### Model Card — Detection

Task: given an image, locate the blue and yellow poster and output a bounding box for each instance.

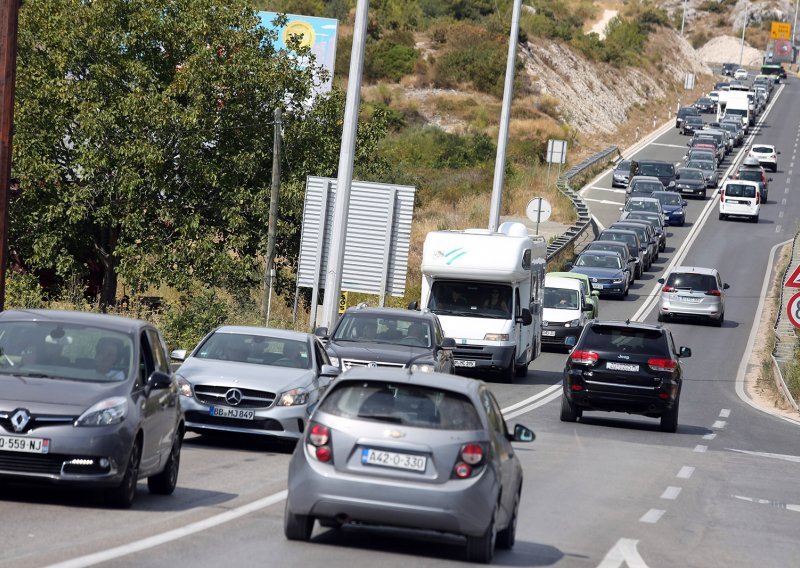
[258,12,339,93]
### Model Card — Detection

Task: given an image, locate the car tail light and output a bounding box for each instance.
[706,289,722,296]
[307,422,333,463]
[648,358,678,371]
[662,285,676,293]
[570,350,598,365]
[720,191,725,203]
[452,442,486,479]
[756,193,760,204]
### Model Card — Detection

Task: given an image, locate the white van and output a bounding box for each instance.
[719,179,760,223]
[542,274,593,351]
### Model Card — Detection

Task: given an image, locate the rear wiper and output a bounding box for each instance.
[358,413,402,424]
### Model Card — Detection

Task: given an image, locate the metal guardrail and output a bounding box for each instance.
[545,145,620,261]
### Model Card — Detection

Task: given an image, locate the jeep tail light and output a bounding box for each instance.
[453,442,486,479]
[648,358,678,372]
[662,285,676,293]
[570,350,598,365]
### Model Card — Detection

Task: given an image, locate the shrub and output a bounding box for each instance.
[5,272,47,309]
[366,41,419,81]
[432,33,510,97]
[159,290,231,352]
[691,30,710,49]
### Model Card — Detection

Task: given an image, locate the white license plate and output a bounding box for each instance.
[542,330,556,337]
[361,448,427,472]
[606,362,640,372]
[454,359,476,368]
[0,434,50,454]
[209,406,255,420]
[679,296,702,304]
[593,284,604,290]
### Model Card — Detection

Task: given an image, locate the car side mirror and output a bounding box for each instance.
[723,283,730,290]
[682,201,688,206]
[769,177,773,182]
[657,277,665,284]
[320,364,341,378]
[170,349,187,362]
[407,300,418,310]
[678,346,692,358]
[314,327,328,338]
[510,424,536,443]
[147,371,173,394]
[441,337,456,349]
[518,308,533,326]
[581,304,593,312]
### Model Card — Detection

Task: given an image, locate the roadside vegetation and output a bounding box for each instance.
[8,0,705,351]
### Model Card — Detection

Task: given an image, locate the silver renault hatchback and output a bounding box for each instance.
[284,368,535,563]
[657,267,729,326]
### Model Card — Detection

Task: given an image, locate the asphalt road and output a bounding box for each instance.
[4,78,800,568]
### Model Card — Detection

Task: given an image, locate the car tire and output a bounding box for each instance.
[560,395,581,422]
[501,356,515,384]
[515,361,528,378]
[657,312,666,322]
[719,213,726,220]
[713,312,724,327]
[106,440,141,509]
[752,214,759,223]
[660,397,680,433]
[147,430,182,495]
[496,488,520,550]
[466,513,496,563]
[284,500,315,541]
[701,190,706,199]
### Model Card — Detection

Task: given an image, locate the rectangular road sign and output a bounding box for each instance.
[770,21,791,40]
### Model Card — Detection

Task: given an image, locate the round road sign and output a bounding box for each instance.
[787,292,800,329]
[526,197,552,223]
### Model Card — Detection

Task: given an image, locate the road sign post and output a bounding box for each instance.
[526,197,552,236]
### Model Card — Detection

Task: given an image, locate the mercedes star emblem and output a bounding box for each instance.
[224,388,243,406]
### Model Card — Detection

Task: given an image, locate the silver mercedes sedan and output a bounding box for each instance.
[172,326,340,441]
[284,368,535,563]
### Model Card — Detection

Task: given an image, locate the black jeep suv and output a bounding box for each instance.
[560,320,691,432]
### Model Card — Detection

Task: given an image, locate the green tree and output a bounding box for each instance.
[13,0,388,307]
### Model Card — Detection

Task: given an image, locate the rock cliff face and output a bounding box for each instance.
[520,28,712,135]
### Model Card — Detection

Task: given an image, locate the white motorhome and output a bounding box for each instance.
[717,90,751,127]
[419,222,546,382]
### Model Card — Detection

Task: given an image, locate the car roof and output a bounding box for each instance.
[548,271,590,281]
[333,367,484,396]
[629,175,661,183]
[0,309,150,333]
[579,249,621,257]
[587,240,630,251]
[677,167,704,175]
[668,266,719,276]
[586,319,665,333]
[627,196,660,203]
[214,325,312,341]
[545,274,583,290]
[340,306,435,321]
[751,144,775,149]
[723,179,760,187]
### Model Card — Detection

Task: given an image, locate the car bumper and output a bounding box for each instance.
[287,449,499,537]
[659,298,723,321]
[677,185,705,197]
[611,176,629,188]
[564,376,679,416]
[451,343,515,373]
[592,282,626,296]
[181,397,308,440]
[0,423,134,486]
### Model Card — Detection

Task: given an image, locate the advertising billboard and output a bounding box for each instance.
[258,12,338,93]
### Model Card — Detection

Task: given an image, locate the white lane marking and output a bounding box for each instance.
[703,433,717,440]
[776,225,782,233]
[597,538,650,568]
[712,420,727,429]
[785,187,790,193]
[46,490,289,568]
[500,383,561,414]
[789,170,793,176]
[677,466,695,479]
[639,509,665,524]
[651,142,689,149]
[735,238,800,426]
[782,198,787,205]
[720,409,730,418]
[732,495,800,513]
[503,387,562,419]
[727,449,800,463]
[661,486,682,500]
[592,214,606,232]
[779,211,784,218]
[583,197,625,206]
[589,186,627,194]
[791,162,795,168]
[694,445,708,453]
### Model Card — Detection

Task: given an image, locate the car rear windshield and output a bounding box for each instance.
[678,169,704,181]
[752,146,773,154]
[639,163,674,177]
[624,200,659,213]
[655,192,683,206]
[724,183,757,198]
[599,231,636,248]
[687,161,713,171]
[575,254,622,269]
[587,242,627,257]
[630,181,661,193]
[737,169,762,182]
[319,381,483,430]
[615,160,631,172]
[579,325,669,357]
[665,272,717,291]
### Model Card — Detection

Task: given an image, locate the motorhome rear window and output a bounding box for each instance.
[724,184,756,198]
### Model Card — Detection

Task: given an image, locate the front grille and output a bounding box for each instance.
[0,410,75,434]
[341,359,404,369]
[194,385,276,409]
[542,336,566,345]
[0,452,70,476]
[453,349,492,361]
[185,411,283,431]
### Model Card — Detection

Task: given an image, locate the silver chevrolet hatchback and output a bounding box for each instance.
[284,368,535,563]
[657,267,729,326]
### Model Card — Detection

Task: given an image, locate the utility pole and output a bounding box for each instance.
[739,1,749,67]
[488,0,522,232]
[263,107,282,325]
[0,0,20,312]
[319,0,368,330]
[681,0,688,36]
[792,0,799,64]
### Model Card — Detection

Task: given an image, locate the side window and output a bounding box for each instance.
[514,288,520,316]
[314,340,330,368]
[434,319,444,344]
[139,332,156,386]
[146,329,170,374]
[480,389,505,436]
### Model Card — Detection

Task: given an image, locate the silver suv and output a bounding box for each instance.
[657,267,729,326]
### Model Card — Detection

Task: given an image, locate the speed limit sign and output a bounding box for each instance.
[787,292,800,329]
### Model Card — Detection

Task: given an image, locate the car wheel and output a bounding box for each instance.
[106,439,141,509]
[496,488,520,550]
[660,397,680,433]
[701,190,706,199]
[560,395,581,422]
[501,356,515,384]
[466,511,496,563]
[515,361,529,378]
[719,213,726,220]
[712,312,724,328]
[147,430,182,495]
[284,500,315,541]
[657,312,667,322]
[752,214,759,223]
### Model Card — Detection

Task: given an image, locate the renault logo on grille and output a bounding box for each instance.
[225,389,243,406]
[10,409,31,432]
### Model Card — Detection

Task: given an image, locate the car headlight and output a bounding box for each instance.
[484,333,509,341]
[75,397,128,427]
[177,376,193,397]
[564,319,581,328]
[542,320,549,326]
[328,356,340,367]
[277,388,310,407]
[410,363,436,373]
[612,278,623,284]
